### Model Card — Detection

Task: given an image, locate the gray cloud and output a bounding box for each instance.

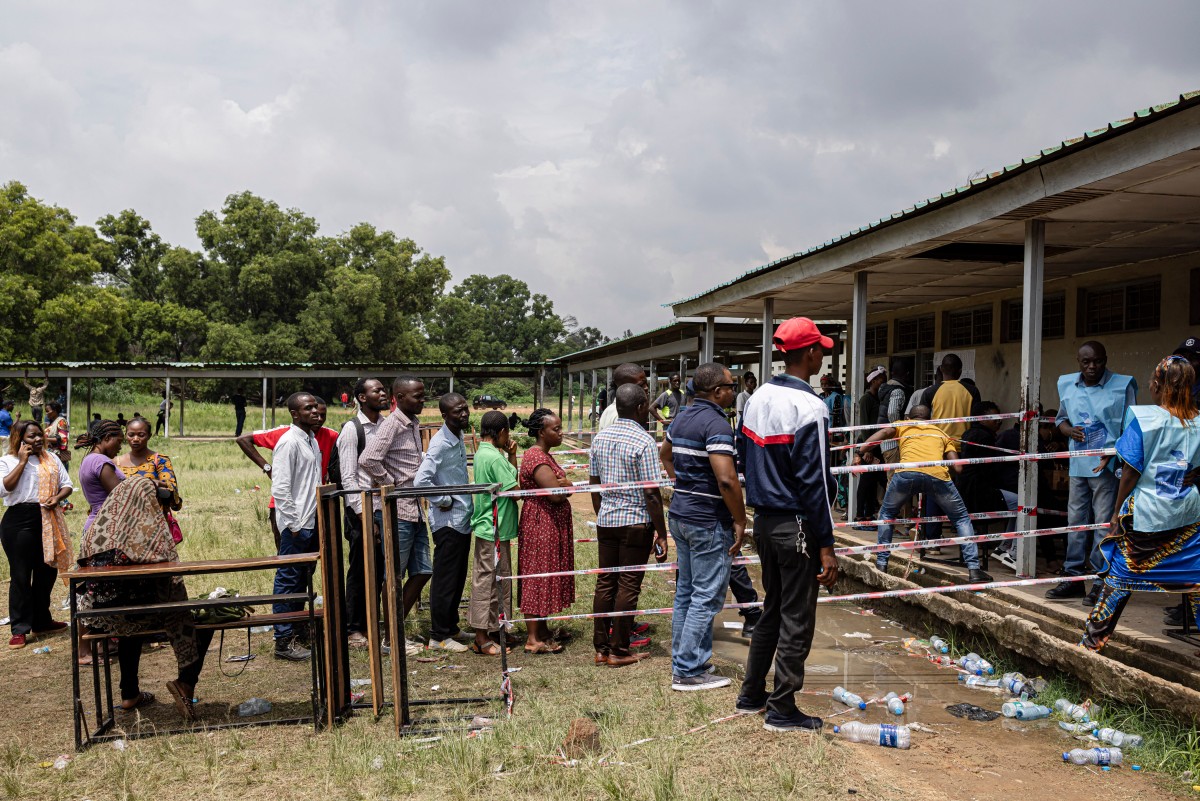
[3,1,1200,336]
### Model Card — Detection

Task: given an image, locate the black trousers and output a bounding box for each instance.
[0,504,57,636]
[729,562,761,620]
[234,407,246,437]
[344,507,384,635]
[593,523,653,655]
[739,513,822,718]
[855,472,883,519]
[429,525,472,641]
[116,630,214,701]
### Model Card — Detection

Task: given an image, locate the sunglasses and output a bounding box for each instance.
[714,382,739,390]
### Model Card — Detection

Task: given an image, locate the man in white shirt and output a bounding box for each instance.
[270,392,323,662]
[338,378,389,650]
[598,363,653,432]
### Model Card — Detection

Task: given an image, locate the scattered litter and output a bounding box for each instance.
[841,632,872,639]
[41,755,71,770]
[852,609,878,616]
[32,646,51,654]
[313,595,323,607]
[370,755,384,771]
[61,599,70,609]
[350,678,372,687]
[435,664,465,671]
[110,740,127,751]
[0,617,8,625]
[907,722,937,733]
[410,736,442,744]
[250,626,272,633]
[505,666,523,674]
[472,716,496,727]
[415,656,442,663]
[350,692,364,703]
[491,763,505,773]
[237,697,272,717]
[807,664,838,674]
[834,722,911,749]
[945,703,1000,722]
[722,621,742,629]
[225,653,255,663]
[429,685,441,692]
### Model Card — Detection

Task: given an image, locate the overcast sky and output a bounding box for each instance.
[4,2,1200,336]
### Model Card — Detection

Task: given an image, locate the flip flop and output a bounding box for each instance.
[119,691,156,711]
[164,680,196,722]
[468,641,508,656]
[549,628,574,642]
[524,640,564,655]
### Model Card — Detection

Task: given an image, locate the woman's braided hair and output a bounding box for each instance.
[1154,355,1198,426]
[522,408,556,438]
[75,419,123,451]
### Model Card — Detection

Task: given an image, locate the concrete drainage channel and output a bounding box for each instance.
[832,549,1200,725]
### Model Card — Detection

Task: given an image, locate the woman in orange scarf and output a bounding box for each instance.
[0,420,73,649]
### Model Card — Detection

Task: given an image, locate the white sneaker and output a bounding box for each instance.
[997,550,1018,570]
[405,638,424,656]
[428,637,469,653]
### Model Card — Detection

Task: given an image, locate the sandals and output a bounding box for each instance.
[119,691,156,711]
[468,641,509,656]
[549,628,574,642]
[524,640,564,655]
[164,680,197,722]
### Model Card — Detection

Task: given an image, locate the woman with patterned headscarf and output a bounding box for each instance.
[1082,355,1200,651]
[76,475,213,719]
[0,420,74,649]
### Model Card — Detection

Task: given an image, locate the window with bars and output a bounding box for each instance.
[1001,293,1066,342]
[943,305,993,348]
[864,323,888,356]
[895,315,934,351]
[1079,279,1160,335]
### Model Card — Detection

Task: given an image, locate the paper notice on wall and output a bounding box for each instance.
[933,349,975,380]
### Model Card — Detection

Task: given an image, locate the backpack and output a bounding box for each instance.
[876,383,910,426]
[326,418,366,489]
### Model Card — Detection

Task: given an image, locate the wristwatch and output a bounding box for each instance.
[262,464,272,474]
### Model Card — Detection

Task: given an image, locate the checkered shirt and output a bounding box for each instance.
[589,418,660,528]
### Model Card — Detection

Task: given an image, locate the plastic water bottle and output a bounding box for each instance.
[833,686,866,710]
[959,675,1000,689]
[929,655,955,667]
[958,652,994,675]
[32,646,51,654]
[1094,728,1143,748]
[237,697,273,717]
[1054,699,1090,722]
[929,636,949,654]
[999,674,1031,697]
[834,722,911,749]
[1062,747,1122,766]
[1058,721,1093,735]
[882,692,905,715]
[1001,701,1051,720]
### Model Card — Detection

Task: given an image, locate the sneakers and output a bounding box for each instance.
[741,615,759,639]
[735,694,767,713]
[274,637,311,661]
[763,710,823,732]
[631,622,650,636]
[671,671,731,692]
[428,637,469,653]
[1045,580,1086,600]
[347,631,369,650]
[629,634,651,648]
[8,634,26,650]
[996,550,1018,571]
[1083,584,1102,607]
[405,638,424,657]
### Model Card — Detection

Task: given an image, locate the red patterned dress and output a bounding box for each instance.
[517,447,575,616]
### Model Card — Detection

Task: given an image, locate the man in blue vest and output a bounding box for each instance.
[1046,341,1136,603]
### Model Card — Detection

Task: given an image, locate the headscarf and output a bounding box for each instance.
[79,476,177,566]
[37,455,72,575]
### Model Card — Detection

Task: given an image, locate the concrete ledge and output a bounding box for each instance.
[835,555,1200,723]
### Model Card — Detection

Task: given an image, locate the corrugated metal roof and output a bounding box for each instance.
[0,360,547,369]
[550,321,690,363]
[666,90,1200,309]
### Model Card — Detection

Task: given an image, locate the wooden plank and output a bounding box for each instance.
[378,487,406,735]
[70,553,317,579]
[81,609,323,639]
[361,494,385,716]
[316,490,338,730]
[79,593,308,617]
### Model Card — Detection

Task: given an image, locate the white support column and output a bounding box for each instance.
[567,372,574,432]
[760,297,775,382]
[178,378,185,437]
[448,375,455,395]
[65,376,72,434]
[163,376,171,440]
[848,272,869,519]
[261,377,267,430]
[591,369,598,431]
[1016,219,1045,578]
[703,316,716,363]
[605,366,613,407]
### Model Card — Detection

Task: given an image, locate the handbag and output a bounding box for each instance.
[166,510,183,543]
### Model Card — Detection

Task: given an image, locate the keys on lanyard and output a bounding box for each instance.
[795,515,808,556]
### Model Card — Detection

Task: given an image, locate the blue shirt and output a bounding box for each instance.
[0,410,11,438]
[666,398,736,524]
[590,418,661,528]
[1056,369,1137,477]
[414,424,471,533]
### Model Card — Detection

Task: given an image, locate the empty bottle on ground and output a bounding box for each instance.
[833,686,866,710]
[237,697,273,717]
[1094,728,1143,748]
[882,692,905,715]
[929,636,949,654]
[834,722,912,749]
[959,675,1000,689]
[999,674,1032,697]
[1062,748,1122,766]
[1058,721,1093,735]
[1001,701,1050,720]
[1054,699,1090,722]
[957,652,994,675]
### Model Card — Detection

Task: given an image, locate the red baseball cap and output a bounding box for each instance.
[773,317,834,352]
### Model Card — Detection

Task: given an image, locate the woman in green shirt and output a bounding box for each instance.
[468,411,520,655]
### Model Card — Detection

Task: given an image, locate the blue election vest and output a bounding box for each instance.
[1122,406,1200,532]
[1057,370,1136,478]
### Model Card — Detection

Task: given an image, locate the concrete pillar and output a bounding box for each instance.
[703,316,716,363]
[163,376,171,440]
[178,378,185,437]
[538,367,545,408]
[1016,219,1045,578]
[261,377,268,430]
[847,272,869,519]
[558,367,565,421]
[606,366,614,407]
[567,372,574,432]
[760,297,775,383]
[591,369,598,430]
[449,375,455,395]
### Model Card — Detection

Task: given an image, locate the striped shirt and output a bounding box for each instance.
[590,418,660,528]
[359,409,425,522]
[665,398,736,524]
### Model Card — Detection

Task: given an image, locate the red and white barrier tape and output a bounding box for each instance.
[832,447,1113,475]
[833,435,1023,455]
[848,507,1066,527]
[499,523,1105,582]
[830,410,1034,435]
[499,478,672,499]
[513,574,1097,623]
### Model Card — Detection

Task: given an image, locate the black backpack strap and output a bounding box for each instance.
[352,417,366,455]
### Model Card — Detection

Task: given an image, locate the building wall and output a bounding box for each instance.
[860,252,1196,414]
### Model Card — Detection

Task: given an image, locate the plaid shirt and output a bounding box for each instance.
[359,409,424,522]
[590,418,660,528]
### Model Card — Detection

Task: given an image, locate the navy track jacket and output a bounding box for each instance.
[738,373,836,548]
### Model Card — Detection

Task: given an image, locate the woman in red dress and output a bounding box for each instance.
[517,409,575,654]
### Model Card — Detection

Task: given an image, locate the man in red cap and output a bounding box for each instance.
[734,317,840,733]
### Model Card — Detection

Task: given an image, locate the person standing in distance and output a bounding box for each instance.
[736,317,840,733]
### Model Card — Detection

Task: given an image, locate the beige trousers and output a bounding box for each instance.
[468,536,513,633]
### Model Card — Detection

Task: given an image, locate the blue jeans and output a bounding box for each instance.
[670,517,734,678]
[274,526,318,641]
[1063,472,1118,576]
[396,518,433,578]
[877,472,980,570]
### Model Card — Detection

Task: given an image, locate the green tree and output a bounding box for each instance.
[97,209,169,300]
[32,286,129,360]
[428,274,567,362]
[128,300,208,360]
